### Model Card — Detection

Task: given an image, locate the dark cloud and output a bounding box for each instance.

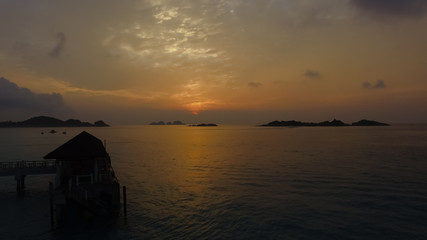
[351,0,427,18]
[248,82,263,88]
[363,79,386,89]
[0,77,70,116]
[49,32,66,58]
[304,70,321,79]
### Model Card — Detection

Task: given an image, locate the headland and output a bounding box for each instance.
[0,116,109,128]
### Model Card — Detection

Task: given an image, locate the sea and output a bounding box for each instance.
[1,125,427,240]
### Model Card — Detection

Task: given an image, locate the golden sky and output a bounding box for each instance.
[1,0,427,124]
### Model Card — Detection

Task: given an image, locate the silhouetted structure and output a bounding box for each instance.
[44,131,120,221]
[0,160,57,193]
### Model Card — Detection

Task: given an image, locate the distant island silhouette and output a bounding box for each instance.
[189,123,218,127]
[351,119,390,126]
[0,116,109,128]
[148,121,217,127]
[149,120,185,125]
[261,119,389,127]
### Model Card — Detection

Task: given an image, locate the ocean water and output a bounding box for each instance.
[1,125,427,239]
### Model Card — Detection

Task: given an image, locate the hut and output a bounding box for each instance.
[44,131,120,219]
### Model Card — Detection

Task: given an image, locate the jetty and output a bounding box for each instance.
[0,131,124,225]
[0,160,57,192]
[44,131,121,222]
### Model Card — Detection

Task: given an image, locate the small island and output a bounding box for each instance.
[0,116,110,128]
[261,119,389,127]
[149,120,185,125]
[189,123,218,127]
[351,119,390,126]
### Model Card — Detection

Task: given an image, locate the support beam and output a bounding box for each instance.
[15,175,26,193]
[123,186,127,217]
[16,179,21,192]
[49,182,54,227]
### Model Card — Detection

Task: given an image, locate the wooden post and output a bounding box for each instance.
[15,175,25,193]
[123,186,127,217]
[21,175,25,191]
[16,178,21,193]
[49,182,54,227]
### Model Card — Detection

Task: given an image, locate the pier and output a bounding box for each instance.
[0,160,57,192]
[1,131,123,226]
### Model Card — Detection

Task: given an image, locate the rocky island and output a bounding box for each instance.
[351,119,390,126]
[189,123,218,127]
[261,119,389,127]
[149,120,185,125]
[0,116,109,128]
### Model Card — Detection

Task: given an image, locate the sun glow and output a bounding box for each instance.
[183,99,219,116]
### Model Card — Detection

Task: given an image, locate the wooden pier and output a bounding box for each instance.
[0,160,57,192]
[1,132,124,226]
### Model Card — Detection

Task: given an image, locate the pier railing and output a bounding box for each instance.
[0,160,57,177]
[69,185,109,215]
[0,160,56,170]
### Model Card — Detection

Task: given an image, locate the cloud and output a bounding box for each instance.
[248,82,263,88]
[351,0,427,18]
[363,79,386,89]
[0,77,71,118]
[304,70,321,79]
[49,32,66,58]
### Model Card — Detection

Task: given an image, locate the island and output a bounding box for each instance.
[189,123,218,127]
[261,119,389,127]
[351,119,390,126]
[0,116,110,128]
[149,120,185,125]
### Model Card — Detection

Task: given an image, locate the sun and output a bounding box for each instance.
[177,98,218,116]
[186,101,211,115]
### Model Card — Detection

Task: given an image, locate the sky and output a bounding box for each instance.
[1,0,427,125]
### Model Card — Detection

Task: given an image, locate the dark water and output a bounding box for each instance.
[1,125,427,239]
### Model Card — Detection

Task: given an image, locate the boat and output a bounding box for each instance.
[44,131,120,221]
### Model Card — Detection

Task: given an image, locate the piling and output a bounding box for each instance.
[49,182,54,227]
[123,186,127,217]
[15,175,26,193]
[16,178,21,193]
[21,177,25,190]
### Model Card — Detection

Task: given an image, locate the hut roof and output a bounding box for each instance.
[44,131,108,159]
